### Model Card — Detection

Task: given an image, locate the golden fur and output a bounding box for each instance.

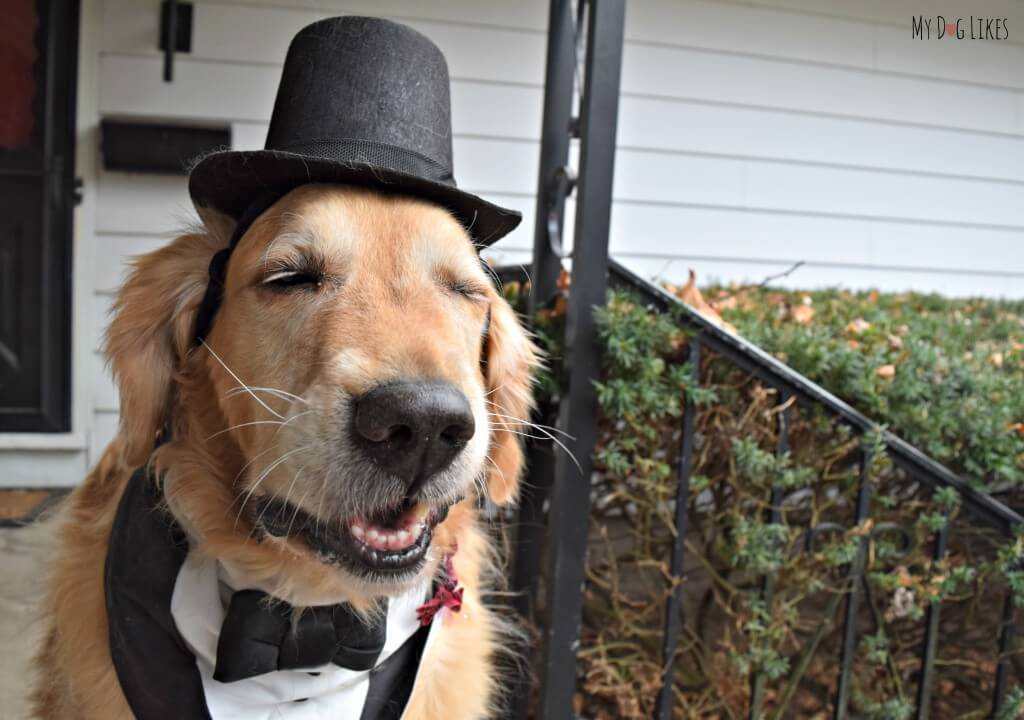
[31,185,537,719]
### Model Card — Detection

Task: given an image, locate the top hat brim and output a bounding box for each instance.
[188,149,522,248]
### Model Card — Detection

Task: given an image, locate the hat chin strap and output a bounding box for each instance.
[192,191,282,346]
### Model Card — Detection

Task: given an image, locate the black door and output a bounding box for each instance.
[0,0,79,431]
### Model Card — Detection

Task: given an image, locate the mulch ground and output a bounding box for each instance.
[0,489,67,527]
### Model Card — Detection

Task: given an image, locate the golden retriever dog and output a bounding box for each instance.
[31,184,537,719]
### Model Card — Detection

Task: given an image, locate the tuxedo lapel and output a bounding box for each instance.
[105,466,212,720]
[360,623,430,720]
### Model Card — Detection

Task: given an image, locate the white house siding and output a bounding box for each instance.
[2,0,1023,486]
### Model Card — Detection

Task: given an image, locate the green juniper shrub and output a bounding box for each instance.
[503,276,1024,719]
[718,287,1024,486]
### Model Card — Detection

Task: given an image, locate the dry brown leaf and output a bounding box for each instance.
[676,269,736,333]
[557,268,572,292]
[852,518,875,536]
[791,304,815,325]
[847,318,871,335]
[715,295,738,311]
[989,352,1005,368]
[887,333,904,350]
[616,695,642,719]
[876,364,896,379]
[676,269,701,305]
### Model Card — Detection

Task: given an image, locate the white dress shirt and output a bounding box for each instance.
[170,550,436,719]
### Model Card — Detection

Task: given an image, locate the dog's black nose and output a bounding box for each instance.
[353,382,475,485]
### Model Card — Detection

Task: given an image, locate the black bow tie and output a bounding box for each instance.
[213,589,387,683]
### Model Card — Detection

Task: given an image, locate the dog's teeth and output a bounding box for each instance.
[347,512,430,551]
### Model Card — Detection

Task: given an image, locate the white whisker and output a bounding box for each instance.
[483,454,505,493]
[251,460,307,533]
[206,419,285,441]
[230,443,286,527]
[202,340,285,420]
[487,409,574,440]
[272,409,315,437]
[232,444,305,526]
[286,484,314,539]
[225,385,310,406]
[248,446,309,498]
[315,465,330,539]
[497,424,580,472]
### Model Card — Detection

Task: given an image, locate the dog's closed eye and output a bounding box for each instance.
[263,268,322,289]
[444,278,488,304]
[261,257,327,291]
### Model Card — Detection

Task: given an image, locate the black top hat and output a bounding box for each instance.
[188,16,521,246]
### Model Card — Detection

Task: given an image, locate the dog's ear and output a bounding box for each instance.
[482,292,539,505]
[104,217,231,467]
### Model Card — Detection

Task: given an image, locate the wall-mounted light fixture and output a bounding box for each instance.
[159,0,193,82]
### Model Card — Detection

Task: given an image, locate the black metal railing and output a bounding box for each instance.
[509,1,1023,717]
[508,0,624,717]
[503,259,1024,719]
[611,260,1023,719]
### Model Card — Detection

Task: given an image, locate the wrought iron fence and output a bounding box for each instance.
[502,260,1024,719]
[508,1,1024,717]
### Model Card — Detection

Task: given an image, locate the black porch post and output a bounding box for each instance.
[507,2,576,713]
[528,0,577,314]
[536,1,625,718]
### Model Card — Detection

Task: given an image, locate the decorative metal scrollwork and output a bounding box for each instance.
[546,165,576,259]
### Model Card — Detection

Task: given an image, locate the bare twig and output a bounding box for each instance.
[715,260,806,303]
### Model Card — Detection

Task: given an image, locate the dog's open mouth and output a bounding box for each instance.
[252,496,452,575]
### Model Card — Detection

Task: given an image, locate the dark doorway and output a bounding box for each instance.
[0,0,79,431]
